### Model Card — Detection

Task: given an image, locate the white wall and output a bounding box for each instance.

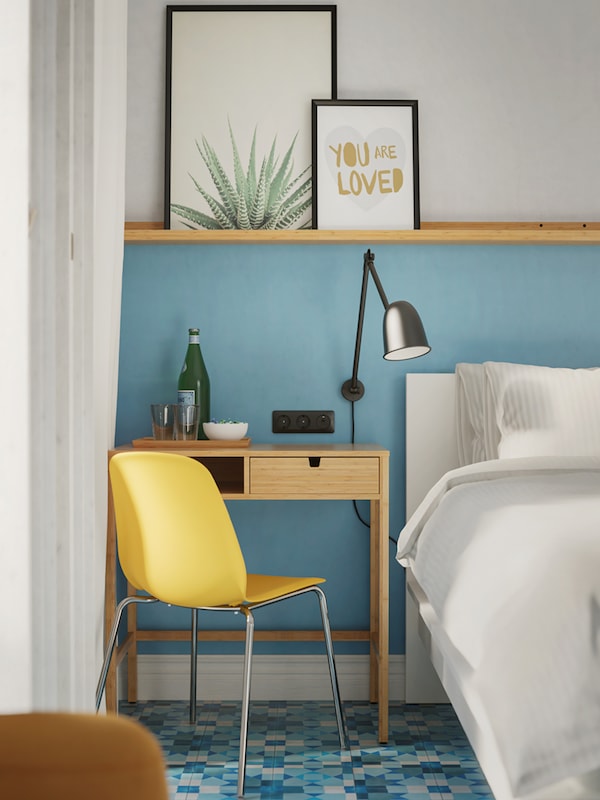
[126,0,600,222]
[0,0,127,715]
[0,0,32,710]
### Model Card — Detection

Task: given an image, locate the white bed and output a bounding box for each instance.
[398,364,600,800]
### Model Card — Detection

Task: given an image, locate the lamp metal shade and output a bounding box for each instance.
[383,300,430,361]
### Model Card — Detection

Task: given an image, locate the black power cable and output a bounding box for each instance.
[349,401,398,544]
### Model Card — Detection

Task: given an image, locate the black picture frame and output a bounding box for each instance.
[165,5,337,230]
[311,99,420,230]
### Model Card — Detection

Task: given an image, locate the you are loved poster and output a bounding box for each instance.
[312,100,420,230]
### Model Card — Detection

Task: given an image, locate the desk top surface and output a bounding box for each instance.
[111,441,389,457]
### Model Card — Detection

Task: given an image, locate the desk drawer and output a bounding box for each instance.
[249,457,380,496]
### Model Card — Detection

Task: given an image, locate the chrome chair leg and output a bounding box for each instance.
[190,607,199,724]
[313,586,349,749]
[237,606,255,799]
[96,595,157,712]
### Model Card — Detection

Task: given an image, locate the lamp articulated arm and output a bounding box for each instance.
[341,250,382,402]
[341,249,430,403]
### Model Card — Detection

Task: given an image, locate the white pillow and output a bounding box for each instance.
[483,361,600,459]
[455,363,488,466]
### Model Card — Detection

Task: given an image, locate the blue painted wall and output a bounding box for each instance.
[116,242,600,655]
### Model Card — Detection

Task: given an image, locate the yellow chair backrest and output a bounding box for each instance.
[109,451,248,607]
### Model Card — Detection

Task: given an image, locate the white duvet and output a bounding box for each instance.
[396,456,600,798]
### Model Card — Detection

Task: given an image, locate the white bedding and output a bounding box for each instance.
[396,456,600,798]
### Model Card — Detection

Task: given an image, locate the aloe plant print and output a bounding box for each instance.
[171,122,312,230]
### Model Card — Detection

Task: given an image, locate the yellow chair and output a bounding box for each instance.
[0,712,168,800]
[96,450,347,797]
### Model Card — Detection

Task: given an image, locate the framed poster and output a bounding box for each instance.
[165,5,337,230]
[311,99,420,230]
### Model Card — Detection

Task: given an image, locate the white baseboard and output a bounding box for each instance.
[119,654,405,703]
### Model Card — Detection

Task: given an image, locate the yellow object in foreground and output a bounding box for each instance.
[0,712,168,800]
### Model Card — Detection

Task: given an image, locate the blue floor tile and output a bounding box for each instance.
[121,701,492,799]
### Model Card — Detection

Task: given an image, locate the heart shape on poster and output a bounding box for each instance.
[323,126,407,210]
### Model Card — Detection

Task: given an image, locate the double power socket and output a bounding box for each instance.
[272,410,335,434]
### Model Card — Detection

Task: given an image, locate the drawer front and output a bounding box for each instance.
[249,457,380,496]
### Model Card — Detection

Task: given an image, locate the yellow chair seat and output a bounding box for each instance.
[243,574,325,605]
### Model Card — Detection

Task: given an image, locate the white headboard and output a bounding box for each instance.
[406,373,459,517]
[405,372,459,702]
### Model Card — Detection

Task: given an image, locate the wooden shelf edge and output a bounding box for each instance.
[124,221,600,245]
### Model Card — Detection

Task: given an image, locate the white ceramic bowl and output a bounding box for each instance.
[203,421,248,441]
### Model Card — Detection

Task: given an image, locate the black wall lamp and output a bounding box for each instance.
[341,249,431,403]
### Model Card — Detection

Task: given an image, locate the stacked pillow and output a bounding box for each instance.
[455,361,600,464]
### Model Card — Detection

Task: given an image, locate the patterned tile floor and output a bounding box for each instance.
[121,700,493,799]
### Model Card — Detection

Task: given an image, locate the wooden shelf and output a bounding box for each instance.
[125,220,600,245]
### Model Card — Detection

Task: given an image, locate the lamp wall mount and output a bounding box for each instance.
[341,378,365,402]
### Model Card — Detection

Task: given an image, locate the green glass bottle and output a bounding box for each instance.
[177,328,210,439]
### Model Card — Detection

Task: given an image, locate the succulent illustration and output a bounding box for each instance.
[171,122,312,230]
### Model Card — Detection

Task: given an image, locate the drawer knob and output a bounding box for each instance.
[308,456,321,468]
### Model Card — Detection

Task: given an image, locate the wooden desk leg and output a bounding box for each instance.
[104,479,118,713]
[371,494,389,743]
[369,499,378,706]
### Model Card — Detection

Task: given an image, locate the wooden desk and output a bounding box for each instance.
[104,441,390,742]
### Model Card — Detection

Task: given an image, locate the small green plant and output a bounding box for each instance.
[171,122,312,230]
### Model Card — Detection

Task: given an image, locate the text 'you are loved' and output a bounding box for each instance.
[324,126,407,210]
